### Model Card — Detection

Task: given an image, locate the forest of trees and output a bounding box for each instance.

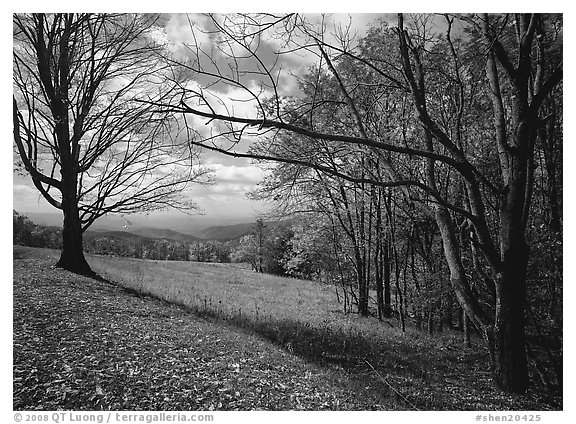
[152,13,562,393]
[13,13,562,395]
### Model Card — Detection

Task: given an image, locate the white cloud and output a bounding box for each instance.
[12,181,54,213]
[13,184,35,196]
[184,163,266,211]
[210,163,265,183]
[159,14,215,60]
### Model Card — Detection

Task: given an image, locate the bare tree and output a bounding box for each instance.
[13,13,210,274]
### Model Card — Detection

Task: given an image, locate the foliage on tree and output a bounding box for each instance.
[152,13,562,393]
[12,211,238,263]
[229,220,292,275]
[13,210,62,249]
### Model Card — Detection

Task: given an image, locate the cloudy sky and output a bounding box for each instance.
[9,6,570,233]
[12,12,396,230]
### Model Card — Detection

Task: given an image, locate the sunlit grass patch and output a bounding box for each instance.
[89,255,336,327]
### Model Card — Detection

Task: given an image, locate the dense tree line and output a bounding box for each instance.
[13,210,235,263]
[13,211,297,269]
[229,219,293,274]
[13,211,63,250]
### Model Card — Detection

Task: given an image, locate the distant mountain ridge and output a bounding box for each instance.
[17,210,256,234]
[118,220,291,242]
[127,227,203,242]
[19,211,288,242]
[191,220,292,241]
[87,225,252,243]
[84,230,154,243]
[192,222,255,241]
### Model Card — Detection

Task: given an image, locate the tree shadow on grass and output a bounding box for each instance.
[88,272,479,409]
[86,271,562,410]
[192,307,463,380]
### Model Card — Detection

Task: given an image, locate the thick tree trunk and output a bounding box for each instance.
[490,257,529,392]
[434,206,490,332]
[480,14,539,392]
[56,171,93,275]
[489,198,530,392]
[56,200,93,275]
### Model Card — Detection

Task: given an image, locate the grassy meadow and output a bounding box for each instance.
[14,247,561,410]
[88,253,474,374]
[90,254,337,329]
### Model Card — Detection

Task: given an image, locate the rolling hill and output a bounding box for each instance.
[191,222,254,241]
[192,220,293,241]
[83,230,154,243]
[126,227,203,242]
[19,210,288,243]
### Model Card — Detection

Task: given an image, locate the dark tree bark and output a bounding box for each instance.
[383,239,392,318]
[394,13,562,392]
[374,188,393,319]
[57,179,92,274]
[374,220,385,320]
[490,245,530,391]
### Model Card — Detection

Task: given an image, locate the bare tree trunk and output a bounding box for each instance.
[356,254,369,316]
[480,13,551,392]
[56,173,92,275]
[490,212,530,392]
[375,238,384,320]
[427,310,434,335]
[374,190,386,319]
[395,13,557,392]
[434,206,491,334]
[383,239,392,318]
[463,309,471,348]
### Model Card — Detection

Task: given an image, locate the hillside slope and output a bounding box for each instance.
[13,247,560,411]
[13,247,393,410]
[192,220,292,241]
[191,222,254,240]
